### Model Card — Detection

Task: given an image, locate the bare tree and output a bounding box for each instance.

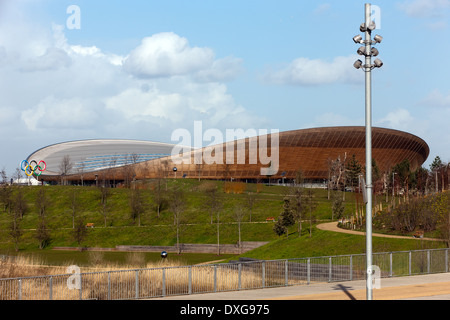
[14,167,23,184]
[150,167,167,218]
[9,213,22,252]
[98,186,111,227]
[233,203,246,253]
[69,187,80,229]
[290,168,305,237]
[203,183,223,224]
[129,187,146,226]
[35,185,51,248]
[59,155,73,185]
[109,155,119,187]
[245,192,256,223]
[77,159,86,186]
[13,186,27,219]
[304,189,317,238]
[169,187,186,254]
[73,217,88,251]
[0,169,12,213]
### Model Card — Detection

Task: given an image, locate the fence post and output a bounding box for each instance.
[446,249,449,273]
[307,258,310,285]
[49,276,53,300]
[214,265,217,292]
[285,259,288,286]
[107,272,111,300]
[389,252,393,277]
[135,270,139,299]
[162,268,166,297]
[188,266,192,295]
[427,250,430,274]
[409,251,412,276]
[262,261,265,288]
[18,279,22,300]
[328,257,332,282]
[238,263,242,290]
[79,273,82,300]
[350,255,353,281]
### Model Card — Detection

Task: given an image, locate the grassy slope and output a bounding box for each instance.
[0,180,445,265]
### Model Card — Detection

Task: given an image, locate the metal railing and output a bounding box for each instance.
[1,248,449,300]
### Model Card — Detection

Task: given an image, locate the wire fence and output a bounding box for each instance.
[1,248,449,300]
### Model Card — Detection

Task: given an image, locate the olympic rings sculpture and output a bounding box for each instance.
[20,160,46,177]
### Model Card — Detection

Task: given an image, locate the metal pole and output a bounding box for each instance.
[364,2,373,301]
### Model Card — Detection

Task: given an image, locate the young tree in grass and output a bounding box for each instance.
[129,187,146,226]
[69,187,80,229]
[98,186,111,227]
[304,189,318,238]
[13,186,27,219]
[203,183,223,225]
[233,202,246,253]
[73,218,88,251]
[35,218,51,249]
[202,182,225,254]
[35,186,51,249]
[273,197,295,238]
[0,169,12,213]
[169,187,186,254]
[331,190,345,221]
[346,154,362,192]
[9,216,22,252]
[290,168,305,237]
[150,170,166,218]
[245,192,256,223]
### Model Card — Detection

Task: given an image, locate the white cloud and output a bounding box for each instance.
[314,3,331,15]
[398,0,450,18]
[262,55,362,86]
[123,32,214,78]
[0,10,256,176]
[194,56,244,82]
[20,47,71,72]
[420,89,450,108]
[122,32,242,81]
[377,108,416,130]
[21,96,100,131]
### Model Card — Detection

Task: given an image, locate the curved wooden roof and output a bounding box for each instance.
[39,126,429,182]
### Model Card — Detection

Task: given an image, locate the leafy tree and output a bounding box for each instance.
[345,154,362,191]
[430,156,443,172]
[332,191,345,220]
[393,159,411,199]
[273,197,295,238]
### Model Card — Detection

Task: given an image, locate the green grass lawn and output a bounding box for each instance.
[0,180,443,266]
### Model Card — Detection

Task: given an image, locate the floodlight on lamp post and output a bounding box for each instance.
[352,3,383,301]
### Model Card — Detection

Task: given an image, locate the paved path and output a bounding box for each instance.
[154,272,450,300]
[316,221,441,241]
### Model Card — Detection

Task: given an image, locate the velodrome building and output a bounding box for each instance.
[26,126,429,184]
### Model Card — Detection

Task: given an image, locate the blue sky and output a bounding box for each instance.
[1,0,450,176]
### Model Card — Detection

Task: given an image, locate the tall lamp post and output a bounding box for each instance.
[352,3,383,300]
